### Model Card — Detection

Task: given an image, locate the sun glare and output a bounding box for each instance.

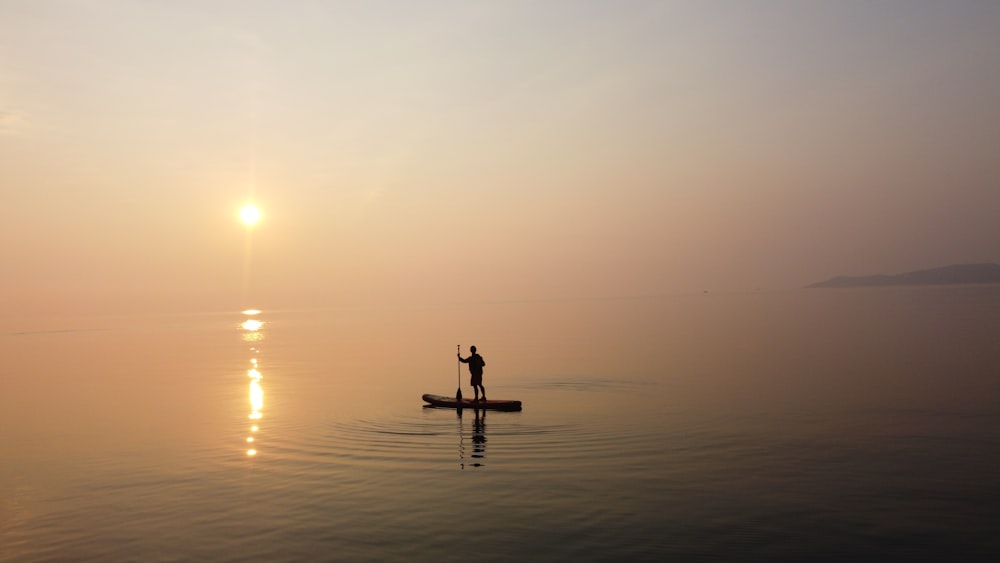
[240,205,261,226]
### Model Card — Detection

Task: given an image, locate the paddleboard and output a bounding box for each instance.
[422,394,522,411]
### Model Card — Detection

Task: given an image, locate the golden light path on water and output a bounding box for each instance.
[241,309,264,457]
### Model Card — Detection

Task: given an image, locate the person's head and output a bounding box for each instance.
[470,345,477,353]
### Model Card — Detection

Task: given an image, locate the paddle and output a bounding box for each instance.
[456,344,463,401]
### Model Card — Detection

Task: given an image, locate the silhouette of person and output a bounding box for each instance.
[458,345,487,402]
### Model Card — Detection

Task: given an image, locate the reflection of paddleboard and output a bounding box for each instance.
[422,394,522,411]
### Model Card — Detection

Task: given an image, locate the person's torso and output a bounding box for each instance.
[470,354,485,372]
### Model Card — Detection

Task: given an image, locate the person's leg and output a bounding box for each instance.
[472,375,482,401]
[478,385,486,400]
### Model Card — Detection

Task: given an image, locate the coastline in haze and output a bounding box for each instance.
[808,263,1000,288]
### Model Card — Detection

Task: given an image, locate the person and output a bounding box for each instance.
[458,345,487,402]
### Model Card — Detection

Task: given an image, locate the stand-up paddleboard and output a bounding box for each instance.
[422,394,522,411]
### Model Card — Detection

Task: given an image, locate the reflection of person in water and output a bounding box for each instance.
[457,345,487,402]
[471,408,486,465]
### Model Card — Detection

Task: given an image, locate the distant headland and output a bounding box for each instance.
[807,263,1000,288]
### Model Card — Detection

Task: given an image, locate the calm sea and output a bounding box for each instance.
[2,286,999,561]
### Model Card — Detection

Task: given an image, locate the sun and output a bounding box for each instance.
[240,205,261,226]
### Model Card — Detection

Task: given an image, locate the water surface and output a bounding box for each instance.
[2,287,999,561]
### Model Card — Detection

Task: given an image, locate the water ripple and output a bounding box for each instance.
[252,411,660,477]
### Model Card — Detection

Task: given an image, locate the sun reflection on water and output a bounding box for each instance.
[241,309,265,457]
[249,379,263,420]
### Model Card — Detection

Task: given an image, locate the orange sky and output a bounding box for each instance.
[2,1,999,318]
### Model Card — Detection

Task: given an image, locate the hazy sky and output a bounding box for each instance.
[2,0,999,316]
